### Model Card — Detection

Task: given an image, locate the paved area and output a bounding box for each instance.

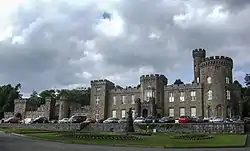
[0,131,249,151]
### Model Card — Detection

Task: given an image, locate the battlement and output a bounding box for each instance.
[14,98,29,104]
[140,74,167,81]
[192,48,206,58]
[164,83,202,91]
[199,56,233,68]
[110,86,140,93]
[90,79,115,87]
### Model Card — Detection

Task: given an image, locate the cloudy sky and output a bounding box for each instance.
[0,0,250,96]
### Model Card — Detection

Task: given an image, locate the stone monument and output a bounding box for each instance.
[125,107,134,132]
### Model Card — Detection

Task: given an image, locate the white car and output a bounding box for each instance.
[134,117,145,123]
[22,118,33,124]
[210,117,224,123]
[103,117,119,123]
[58,118,69,123]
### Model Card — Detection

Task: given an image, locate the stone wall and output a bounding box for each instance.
[4,112,14,119]
[0,123,82,131]
[86,123,245,134]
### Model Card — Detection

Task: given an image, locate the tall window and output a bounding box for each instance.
[191,107,196,117]
[169,92,174,102]
[96,96,100,104]
[226,90,230,100]
[131,95,135,104]
[113,96,116,105]
[132,110,135,118]
[145,91,152,101]
[121,110,126,118]
[180,92,185,102]
[191,91,196,101]
[112,110,116,118]
[122,95,126,104]
[169,108,174,117]
[197,77,200,83]
[207,77,212,84]
[208,90,213,100]
[179,108,185,116]
[225,77,230,84]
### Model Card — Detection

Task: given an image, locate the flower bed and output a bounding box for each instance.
[127,132,152,136]
[61,133,143,140]
[170,133,214,140]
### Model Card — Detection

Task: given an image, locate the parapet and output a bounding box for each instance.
[199,56,233,69]
[140,74,167,82]
[164,83,202,91]
[110,86,140,93]
[192,48,206,58]
[90,79,115,87]
[14,98,29,104]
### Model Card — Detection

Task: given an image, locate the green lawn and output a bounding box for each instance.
[1,127,247,148]
[25,132,247,148]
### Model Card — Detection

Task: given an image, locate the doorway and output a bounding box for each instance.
[142,109,148,118]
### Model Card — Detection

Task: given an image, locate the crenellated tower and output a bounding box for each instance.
[139,74,168,117]
[199,56,233,118]
[192,48,206,83]
[90,79,115,120]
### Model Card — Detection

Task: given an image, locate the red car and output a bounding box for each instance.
[4,117,20,123]
[178,116,190,123]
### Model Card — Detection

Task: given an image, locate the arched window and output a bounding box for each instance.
[207,77,212,84]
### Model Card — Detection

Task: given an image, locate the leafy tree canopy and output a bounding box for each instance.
[173,79,184,85]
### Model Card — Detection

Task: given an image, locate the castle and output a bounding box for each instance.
[4,48,243,121]
[89,48,243,120]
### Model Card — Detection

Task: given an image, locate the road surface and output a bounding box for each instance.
[0,131,249,151]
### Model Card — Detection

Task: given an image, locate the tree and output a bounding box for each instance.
[174,79,184,85]
[125,107,134,132]
[0,83,22,118]
[245,74,250,87]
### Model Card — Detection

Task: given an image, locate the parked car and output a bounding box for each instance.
[97,119,104,123]
[134,117,145,123]
[83,118,96,124]
[159,117,175,123]
[144,116,155,123]
[69,115,87,123]
[4,117,20,123]
[50,120,58,123]
[209,117,224,123]
[103,117,119,123]
[178,116,190,123]
[21,118,33,124]
[118,117,127,123]
[190,116,204,123]
[32,117,49,123]
[244,117,250,124]
[58,118,69,123]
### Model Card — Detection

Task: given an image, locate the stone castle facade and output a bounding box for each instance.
[89,48,243,120]
[4,97,89,120]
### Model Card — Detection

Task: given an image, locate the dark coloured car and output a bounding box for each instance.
[145,116,155,123]
[244,117,250,124]
[4,117,20,123]
[32,117,49,123]
[69,115,87,123]
[159,117,175,123]
[83,118,96,124]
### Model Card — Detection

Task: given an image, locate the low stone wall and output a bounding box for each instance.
[0,123,82,131]
[87,123,245,134]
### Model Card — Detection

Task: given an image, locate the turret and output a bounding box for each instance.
[192,48,206,83]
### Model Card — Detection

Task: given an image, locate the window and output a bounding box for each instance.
[207,77,212,84]
[96,87,101,91]
[169,92,174,102]
[179,108,185,116]
[226,90,230,100]
[122,96,126,104]
[113,96,116,105]
[131,95,135,104]
[180,92,185,102]
[226,77,230,84]
[191,91,196,101]
[197,77,200,83]
[208,90,212,100]
[169,108,174,117]
[121,110,126,118]
[132,110,135,118]
[112,110,116,118]
[145,91,152,101]
[96,96,100,104]
[191,107,196,117]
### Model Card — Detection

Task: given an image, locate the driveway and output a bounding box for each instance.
[0,131,249,151]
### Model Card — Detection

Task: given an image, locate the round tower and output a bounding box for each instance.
[192,48,206,83]
[199,56,233,118]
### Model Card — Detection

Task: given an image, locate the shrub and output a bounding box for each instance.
[136,124,157,130]
[127,132,152,136]
[170,133,213,140]
[61,133,143,140]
